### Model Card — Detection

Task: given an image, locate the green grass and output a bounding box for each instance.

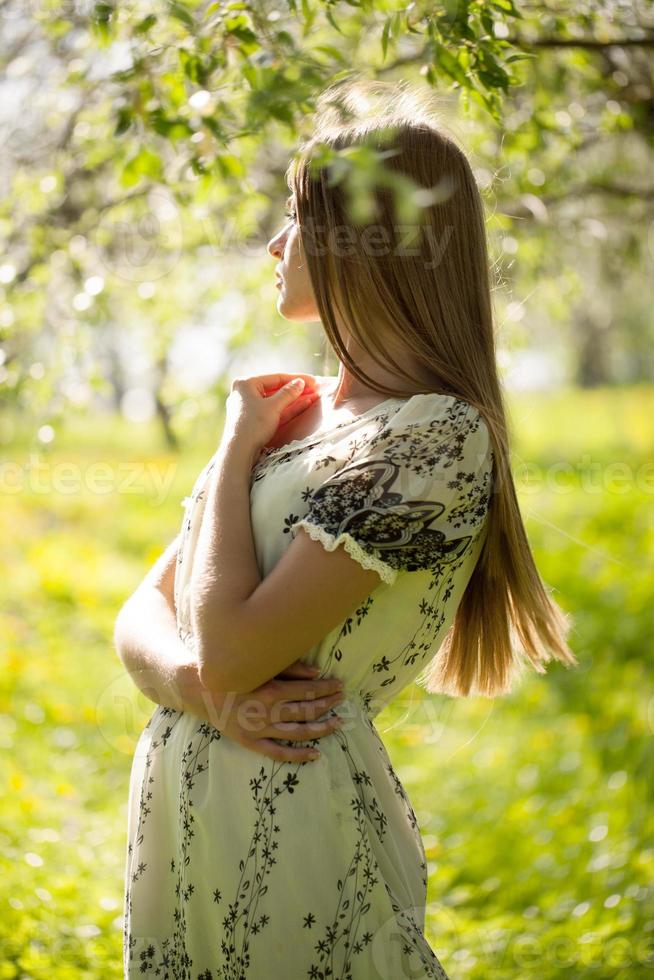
[1,386,652,978]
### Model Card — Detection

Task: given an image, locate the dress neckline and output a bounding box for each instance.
[257,375,410,461]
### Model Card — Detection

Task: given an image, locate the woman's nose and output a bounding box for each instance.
[267,227,287,259]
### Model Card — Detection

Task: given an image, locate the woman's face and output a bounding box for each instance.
[266,194,320,322]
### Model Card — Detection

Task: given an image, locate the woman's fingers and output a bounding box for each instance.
[278,692,345,721]
[257,373,319,394]
[278,392,320,426]
[241,737,322,764]
[275,660,318,679]
[270,715,344,739]
[276,678,344,700]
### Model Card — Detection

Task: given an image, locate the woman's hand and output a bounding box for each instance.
[222,373,321,460]
[174,657,346,763]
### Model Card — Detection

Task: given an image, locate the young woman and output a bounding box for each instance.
[116,78,577,978]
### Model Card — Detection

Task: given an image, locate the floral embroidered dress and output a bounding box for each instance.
[122,378,494,979]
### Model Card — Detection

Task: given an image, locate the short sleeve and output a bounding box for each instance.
[290,395,494,586]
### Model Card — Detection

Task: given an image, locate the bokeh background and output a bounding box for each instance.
[1,1,653,977]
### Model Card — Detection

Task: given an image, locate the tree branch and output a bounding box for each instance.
[506,35,654,50]
[500,180,654,220]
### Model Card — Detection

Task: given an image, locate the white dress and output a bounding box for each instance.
[122,379,494,979]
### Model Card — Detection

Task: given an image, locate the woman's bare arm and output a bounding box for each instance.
[113,534,197,713]
[113,535,346,759]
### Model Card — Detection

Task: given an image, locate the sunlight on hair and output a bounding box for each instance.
[281,75,579,699]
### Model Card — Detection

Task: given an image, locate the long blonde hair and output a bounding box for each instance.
[286,76,578,698]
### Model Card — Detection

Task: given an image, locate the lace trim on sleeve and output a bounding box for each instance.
[292,519,398,587]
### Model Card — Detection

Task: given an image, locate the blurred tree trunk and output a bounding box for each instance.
[574,310,612,387]
[153,354,178,450]
[106,339,126,413]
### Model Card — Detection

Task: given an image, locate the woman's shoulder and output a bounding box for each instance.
[381,391,493,480]
[390,390,488,438]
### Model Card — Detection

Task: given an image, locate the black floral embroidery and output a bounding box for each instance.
[305,790,380,978]
[291,401,493,577]
[124,393,493,979]
[249,405,401,485]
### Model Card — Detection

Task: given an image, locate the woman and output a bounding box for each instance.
[116,78,577,978]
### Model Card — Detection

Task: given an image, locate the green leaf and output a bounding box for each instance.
[275,30,296,48]
[203,116,226,142]
[168,1,195,29]
[121,147,163,187]
[190,156,208,175]
[148,109,193,141]
[381,18,391,59]
[114,106,133,136]
[433,43,469,88]
[269,102,295,125]
[324,8,344,34]
[91,0,116,39]
[390,10,405,39]
[179,49,204,84]
[506,51,536,63]
[93,2,115,25]
[215,153,245,178]
[313,44,346,64]
[300,0,316,31]
[135,14,157,34]
[439,0,459,26]
[481,10,494,33]
[224,13,257,44]
[492,0,522,16]
[476,50,510,91]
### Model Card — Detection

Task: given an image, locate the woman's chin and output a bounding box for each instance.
[276,292,317,322]
[276,293,297,318]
